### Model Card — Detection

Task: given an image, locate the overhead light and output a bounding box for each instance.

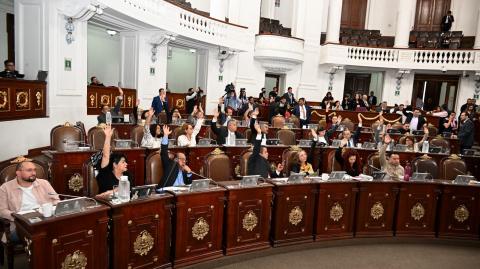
[106,29,117,36]
[189,49,196,53]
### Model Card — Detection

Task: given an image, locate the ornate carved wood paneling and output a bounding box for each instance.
[270,181,317,246]
[396,182,440,237]
[316,182,357,240]
[438,184,480,239]
[101,194,174,269]
[171,188,226,267]
[220,182,273,255]
[14,206,109,269]
[356,182,398,237]
[87,86,137,115]
[0,79,46,121]
[41,148,145,196]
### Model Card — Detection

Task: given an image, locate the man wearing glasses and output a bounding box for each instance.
[0,60,25,79]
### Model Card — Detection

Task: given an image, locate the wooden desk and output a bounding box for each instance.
[98,194,174,269]
[437,182,480,239]
[355,181,399,237]
[0,78,46,121]
[42,148,146,196]
[219,181,274,255]
[168,187,226,268]
[316,181,358,240]
[14,204,109,268]
[269,179,317,246]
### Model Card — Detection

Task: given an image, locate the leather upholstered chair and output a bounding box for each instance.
[173,126,184,141]
[430,137,450,152]
[277,129,296,146]
[83,161,99,197]
[327,150,341,173]
[367,153,381,175]
[398,136,407,145]
[239,148,253,177]
[50,122,84,151]
[0,156,47,269]
[88,126,119,150]
[412,155,438,179]
[244,129,252,143]
[440,155,467,181]
[281,146,302,175]
[157,112,168,124]
[341,118,354,132]
[202,148,231,181]
[145,151,174,185]
[130,125,145,147]
[288,115,300,128]
[271,115,286,128]
[427,125,438,136]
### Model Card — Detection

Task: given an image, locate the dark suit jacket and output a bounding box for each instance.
[210,121,244,145]
[293,105,312,124]
[403,111,426,130]
[368,95,377,106]
[0,70,24,79]
[458,119,475,148]
[247,137,271,178]
[249,118,268,143]
[283,92,296,105]
[151,96,169,115]
[97,97,123,124]
[158,142,192,188]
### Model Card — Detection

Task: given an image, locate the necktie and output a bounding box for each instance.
[348,141,351,147]
[301,106,305,119]
[230,132,235,145]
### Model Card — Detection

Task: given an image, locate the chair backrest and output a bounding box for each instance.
[83,161,98,197]
[272,115,286,128]
[430,137,449,151]
[318,119,327,129]
[277,129,296,145]
[367,153,381,175]
[427,125,438,136]
[239,148,253,177]
[203,148,232,181]
[412,155,438,178]
[158,112,168,124]
[288,115,300,128]
[130,125,145,146]
[145,151,164,185]
[88,126,119,150]
[173,126,184,140]
[282,146,302,175]
[327,150,341,173]
[398,136,407,145]
[244,129,252,142]
[50,123,83,151]
[341,118,355,132]
[0,157,47,184]
[440,155,467,181]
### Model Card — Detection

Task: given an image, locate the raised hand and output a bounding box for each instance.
[104,124,114,137]
[357,113,363,123]
[252,108,259,117]
[136,98,140,106]
[311,128,318,138]
[254,123,261,133]
[212,109,220,119]
[162,125,172,137]
[384,134,392,144]
[117,87,124,96]
[336,115,342,124]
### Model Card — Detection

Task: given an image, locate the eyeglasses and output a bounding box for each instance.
[21,168,36,172]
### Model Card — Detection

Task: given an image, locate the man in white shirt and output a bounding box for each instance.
[211,109,244,145]
[293,98,311,128]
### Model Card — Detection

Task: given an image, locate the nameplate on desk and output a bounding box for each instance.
[240,175,259,187]
[428,146,442,154]
[393,144,407,152]
[328,171,346,181]
[54,197,85,216]
[362,142,376,149]
[189,179,211,192]
[267,139,280,145]
[454,175,475,185]
[372,171,387,181]
[114,139,132,149]
[308,124,318,130]
[331,140,342,148]
[131,185,156,200]
[198,138,213,146]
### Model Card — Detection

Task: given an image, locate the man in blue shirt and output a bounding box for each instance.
[151,88,169,116]
[157,125,193,188]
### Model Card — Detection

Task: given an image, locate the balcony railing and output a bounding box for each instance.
[97,0,252,51]
[320,44,480,70]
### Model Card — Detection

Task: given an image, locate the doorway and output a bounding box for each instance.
[341,0,368,29]
[344,73,371,97]
[264,73,283,96]
[412,74,459,111]
[414,0,451,31]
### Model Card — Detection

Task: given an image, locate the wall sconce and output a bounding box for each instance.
[473,71,480,99]
[149,34,176,63]
[64,4,103,44]
[217,47,237,75]
[327,65,343,91]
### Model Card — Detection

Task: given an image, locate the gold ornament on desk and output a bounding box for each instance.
[242,210,258,231]
[133,230,154,256]
[289,206,303,226]
[192,217,209,240]
[370,201,384,220]
[61,250,87,269]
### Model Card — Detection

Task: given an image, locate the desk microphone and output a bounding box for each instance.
[187,170,220,187]
[48,192,99,206]
[369,164,381,171]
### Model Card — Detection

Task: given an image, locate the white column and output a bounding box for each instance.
[394,0,416,48]
[210,0,227,21]
[326,0,343,43]
[227,0,241,24]
[260,0,275,19]
[474,8,480,49]
[291,0,306,39]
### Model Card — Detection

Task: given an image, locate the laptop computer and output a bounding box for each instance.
[454,175,475,185]
[308,124,318,130]
[114,139,132,149]
[412,130,425,136]
[362,142,377,149]
[428,146,442,154]
[410,172,432,181]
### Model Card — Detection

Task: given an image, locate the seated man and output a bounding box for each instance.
[247,123,283,178]
[0,160,59,241]
[211,109,244,145]
[217,100,234,126]
[0,60,24,79]
[339,114,362,147]
[311,115,341,146]
[158,125,193,187]
[97,86,123,124]
[379,134,404,180]
[89,76,105,86]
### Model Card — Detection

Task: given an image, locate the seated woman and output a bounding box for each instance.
[170,107,182,123]
[290,150,314,175]
[335,142,361,177]
[96,124,134,197]
[141,108,162,148]
[177,117,203,147]
[405,126,429,152]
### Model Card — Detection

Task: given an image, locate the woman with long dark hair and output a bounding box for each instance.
[334,145,361,176]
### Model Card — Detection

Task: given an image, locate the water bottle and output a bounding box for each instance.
[118,176,130,202]
[422,140,429,153]
[404,161,412,181]
[106,111,112,125]
[413,141,419,152]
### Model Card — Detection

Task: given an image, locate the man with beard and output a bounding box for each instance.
[0,160,59,241]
